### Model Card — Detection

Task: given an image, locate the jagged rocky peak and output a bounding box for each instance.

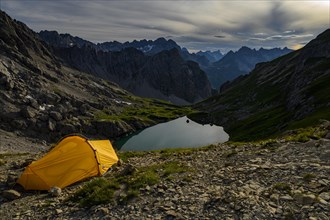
[238,46,254,53]
[38,30,95,49]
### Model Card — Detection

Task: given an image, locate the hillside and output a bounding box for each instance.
[0,10,192,143]
[194,29,330,141]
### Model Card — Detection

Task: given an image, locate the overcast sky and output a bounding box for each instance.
[1,0,329,52]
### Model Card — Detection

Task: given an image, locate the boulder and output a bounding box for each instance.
[49,186,62,197]
[49,111,62,121]
[20,106,37,118]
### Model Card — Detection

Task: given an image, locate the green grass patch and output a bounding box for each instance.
[283,125,326,142]
[72,161,192,207]
[71,178,120,207]
[118,151,148,162]
[94,98,197,124]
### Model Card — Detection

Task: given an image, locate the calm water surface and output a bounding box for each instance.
[115,116,229,151]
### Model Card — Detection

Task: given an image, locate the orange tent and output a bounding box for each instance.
[17,135,118,190]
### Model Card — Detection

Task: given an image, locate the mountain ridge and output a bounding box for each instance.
[205,46,292,89]
[39,30,213,104]
[194,29,330,141]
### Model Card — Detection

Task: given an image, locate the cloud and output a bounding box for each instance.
[1,0,328,52]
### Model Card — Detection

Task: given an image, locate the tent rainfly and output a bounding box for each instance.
[17,135,119,190]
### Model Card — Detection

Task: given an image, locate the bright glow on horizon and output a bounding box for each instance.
[292,44,304,50]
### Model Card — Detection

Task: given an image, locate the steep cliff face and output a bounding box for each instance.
[195,29,330,141]
[140,49,212,103]
[53,44,212,104]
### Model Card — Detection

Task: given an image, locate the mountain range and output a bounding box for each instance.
[39,30,292,90]
[205,46,292,89]
[39,31,213,104]
[194,29,330,141]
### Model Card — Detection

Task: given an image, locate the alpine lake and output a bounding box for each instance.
[114,116,229,151]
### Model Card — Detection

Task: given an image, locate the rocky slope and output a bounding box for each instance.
[1,121,329,219]
[40,31,213,104]
[205,46,292,88]
[194,29,330,141]
[0,10,191,143]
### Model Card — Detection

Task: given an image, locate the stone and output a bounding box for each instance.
[165,210,178,217]
[55,209,63,214]
[49,111,62,121]
[317,198,328,205]
[97,207,109,215]
[2,190,21,200]
[302,194,316,205]
[270,194,279,202]
[280,195,293,201]
[48,119,56,131]
[49,186,62,197]
[325,132,330,139]
[21,106,36,118]
[318,192,330,201]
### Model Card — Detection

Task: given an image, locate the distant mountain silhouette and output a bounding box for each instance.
[39,30,219,69]
[204,46,292,89]
[196,50,223,63]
